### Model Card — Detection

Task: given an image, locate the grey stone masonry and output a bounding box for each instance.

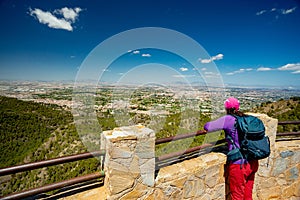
[101,125,155,200]
[65,113,299,200]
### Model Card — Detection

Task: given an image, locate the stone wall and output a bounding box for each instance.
[153,152,227,200]
[251,113,300,200]
[255,140,300,200]
[99,114,300,200]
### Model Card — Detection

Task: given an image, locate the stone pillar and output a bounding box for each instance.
[247,113,278,200]
[102,125,155,200]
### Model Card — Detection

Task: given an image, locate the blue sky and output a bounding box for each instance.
[0,0,299,88]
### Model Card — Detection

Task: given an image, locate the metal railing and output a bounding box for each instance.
[1,120,299,199]
[0,150,105,176]
[0,172,104,200]
[278,120,300,125]
[276,120,300,141]
[0,151,105,200]
[155,130,207,145]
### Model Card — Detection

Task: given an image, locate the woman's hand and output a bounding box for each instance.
[196,130,207,135]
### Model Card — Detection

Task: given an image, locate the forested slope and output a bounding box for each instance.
[0,96,99,196]
[1,95,299,196]
[0,96,72,168]
[251,96,300,132]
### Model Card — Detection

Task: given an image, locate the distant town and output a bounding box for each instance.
[1,80,300,116]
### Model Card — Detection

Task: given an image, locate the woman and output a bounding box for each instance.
[203,97,258,200]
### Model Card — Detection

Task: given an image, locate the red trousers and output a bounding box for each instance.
[228,160,259,200]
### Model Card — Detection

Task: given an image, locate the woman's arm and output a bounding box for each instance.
[204,115,227,132]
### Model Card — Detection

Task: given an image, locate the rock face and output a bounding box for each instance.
[153,152,227,200]
[254,140,300,200]
[102,125,156,200]
[65,114,300,200]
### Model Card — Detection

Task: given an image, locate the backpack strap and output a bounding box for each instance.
[226,135,244,168]
[227,115,245,168]
[229,114,249,157]
[226,134,238,149]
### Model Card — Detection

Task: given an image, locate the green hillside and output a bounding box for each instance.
[1,95,299,196]
[0,95,211,196]
[251,96,300,132]
[0,96,73,168]
[0,96,100,196]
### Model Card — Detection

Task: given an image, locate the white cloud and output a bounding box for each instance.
[29,7,82,31]
[256,7,297,17]
[204,71,215,75]
[55,7,82,22]
[278,63,300,74]
[179,67,188,72]
[226,72,234,75]
[200,58,212,64]
[203,71,221,77]
[227,70,243,75]
[142,53,151,57]
[172,75,196,78]
[257,67,272,71]
[256,10,267,16]
[282,7,297,15]
[203,71,221,78]
[227,63,300,76]
[214,54,224,60]
[226,68,253,75]
[130,50,151,57]
[199,53,224,64]
[29,8,72,31]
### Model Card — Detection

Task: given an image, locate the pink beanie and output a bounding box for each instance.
[224,97,240,110]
